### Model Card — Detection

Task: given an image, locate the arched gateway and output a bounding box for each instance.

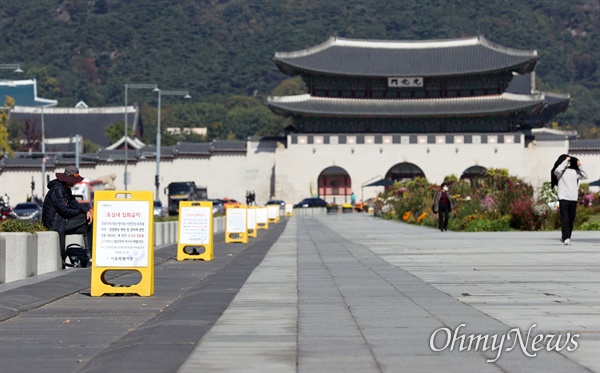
[461,165,487,185]
[318,166,351,204]
[385,163,425,183]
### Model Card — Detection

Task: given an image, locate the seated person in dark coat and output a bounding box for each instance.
[42,166,93,268]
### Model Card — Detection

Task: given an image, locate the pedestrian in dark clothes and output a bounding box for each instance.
[433,183,453,232]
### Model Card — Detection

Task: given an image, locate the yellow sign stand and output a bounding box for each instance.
[267,205,280,223]
[225,205,248,243]
[284,203,293,217]
[177,201,214,261]
[91,191,154,297]
[256,206,269,230]
[247,206,258,238]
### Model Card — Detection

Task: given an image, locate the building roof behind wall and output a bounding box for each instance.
[0,79,57,107]
[8,106,139,149]
[274,36,538,77]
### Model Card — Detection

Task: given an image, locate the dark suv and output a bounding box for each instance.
[293,197,328,208]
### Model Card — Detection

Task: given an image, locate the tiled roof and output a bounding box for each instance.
[569,139,600,151]
[211,140,247,152]
[135,145,177,159]
[0,157,51,169]
[176,142,212,155]
[274,36,538,77]
[8,106,139,147]
[267,93,545,118]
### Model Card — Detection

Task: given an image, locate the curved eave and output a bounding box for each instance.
[521,92,571,128]
[273,36,538,78]
[267,93,545,118]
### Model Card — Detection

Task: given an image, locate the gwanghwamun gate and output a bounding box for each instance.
[1,36,599,205]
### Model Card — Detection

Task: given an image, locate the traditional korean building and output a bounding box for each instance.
[267,36,574,202]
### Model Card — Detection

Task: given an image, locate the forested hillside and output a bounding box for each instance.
[1,0,599,142]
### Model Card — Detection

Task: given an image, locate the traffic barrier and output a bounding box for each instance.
[177,201,214,261]
[154,223,164,246]
[91,191,154,297]
[292,207,327,217]
[37,231,61,275]
[0,232,36,283]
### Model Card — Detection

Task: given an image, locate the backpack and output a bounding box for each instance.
[65,243,89,268]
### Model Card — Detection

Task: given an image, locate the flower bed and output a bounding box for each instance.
[369,169,599,232]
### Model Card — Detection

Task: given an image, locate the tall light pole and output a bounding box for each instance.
[153,88,191,197]
[40,102,57,196]
[124,84,157,190]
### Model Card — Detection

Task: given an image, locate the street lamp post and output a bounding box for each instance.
[40,103,57,196]
[124,84,157,190]
[153,89,191,197]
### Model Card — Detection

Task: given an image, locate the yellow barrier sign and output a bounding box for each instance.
[177,201,214,261]
[256,206,269,230]
[267,205,280,223]
[225,205,248,243]
[285,203,293,217]
[247,206,257,238]
[91,191,154,297]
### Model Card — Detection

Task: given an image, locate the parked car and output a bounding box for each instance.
[222,198,240,208]
[210,199,225,215]
[266,199,286,208]
[9,202,43,222]
[153,200,165,218]
[294,197,328,208]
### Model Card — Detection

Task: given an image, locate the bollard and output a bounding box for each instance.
[37,231,61,275]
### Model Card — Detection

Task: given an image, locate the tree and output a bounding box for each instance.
[105,121,131,144]
[0,96,15,157]
[83,139,102,153]
[271,76,307,96]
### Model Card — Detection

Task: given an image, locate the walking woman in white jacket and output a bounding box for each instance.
[552,155,588,245]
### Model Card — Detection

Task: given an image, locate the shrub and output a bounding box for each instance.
[156,215,179,222]
[0,219,48,233]
[573,207,591,228]
[539,209,560,231]
[578,221,600,231]
[509,198,537,230]
[464,216,511,232]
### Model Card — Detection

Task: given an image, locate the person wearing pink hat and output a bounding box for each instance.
[42,165,93,268]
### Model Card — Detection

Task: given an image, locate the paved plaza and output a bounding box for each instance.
[0,214,598,372]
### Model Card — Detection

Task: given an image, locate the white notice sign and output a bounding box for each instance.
[267,205,279,219]
[285,203,292,215]
[247,208,256,230]
[227,208,247,233]
[256,207,268,225]
[179,206,211,245]
[96,200,150,267]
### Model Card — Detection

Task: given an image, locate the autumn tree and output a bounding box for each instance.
[0,96,15,157]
